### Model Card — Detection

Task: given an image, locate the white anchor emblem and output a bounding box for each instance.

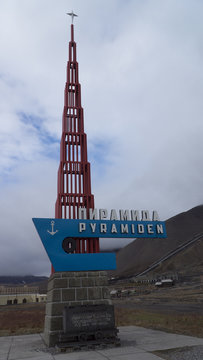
[47,220,59,236]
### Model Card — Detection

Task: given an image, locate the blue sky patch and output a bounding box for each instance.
[19,112,60,158]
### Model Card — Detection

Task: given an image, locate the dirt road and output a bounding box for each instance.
[112,283,203,315]
[114,300,203,315]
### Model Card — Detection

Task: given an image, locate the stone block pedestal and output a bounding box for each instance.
[44,271,112,347]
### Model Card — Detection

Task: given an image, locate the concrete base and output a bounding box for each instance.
[44,271,112,347]
[2,327,203,360]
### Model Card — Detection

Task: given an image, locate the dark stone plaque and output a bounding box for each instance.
[63,304,115,334]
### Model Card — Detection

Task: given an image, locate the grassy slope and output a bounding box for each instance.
[0,303,45,336]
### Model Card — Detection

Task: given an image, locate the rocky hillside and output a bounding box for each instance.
[112,205,203,278]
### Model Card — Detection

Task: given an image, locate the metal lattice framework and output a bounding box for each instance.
[55,24,99,255]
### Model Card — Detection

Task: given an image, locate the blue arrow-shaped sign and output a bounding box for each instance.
[32,218,116,271]
[33,218,166,272]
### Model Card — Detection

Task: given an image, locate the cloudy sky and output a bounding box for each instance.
[0,0,202,276]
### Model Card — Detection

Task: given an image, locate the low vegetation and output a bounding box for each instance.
[114,307,203,338]
[0,303,45,336]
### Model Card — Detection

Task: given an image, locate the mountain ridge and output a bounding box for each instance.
[111,205,203,278]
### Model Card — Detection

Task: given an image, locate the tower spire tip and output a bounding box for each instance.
[67,10,78,24]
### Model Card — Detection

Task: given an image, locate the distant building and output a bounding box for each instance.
[0,285,46,305]
[155,279,174,287]
[0,285,39,294]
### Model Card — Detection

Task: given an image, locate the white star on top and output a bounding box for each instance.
[67,11,78,24]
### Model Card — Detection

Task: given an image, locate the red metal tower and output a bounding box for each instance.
[55,24,99,255]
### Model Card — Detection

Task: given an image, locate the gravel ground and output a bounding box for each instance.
[153,345,203,360]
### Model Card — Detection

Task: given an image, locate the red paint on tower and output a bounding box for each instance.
[55,24,99,266]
